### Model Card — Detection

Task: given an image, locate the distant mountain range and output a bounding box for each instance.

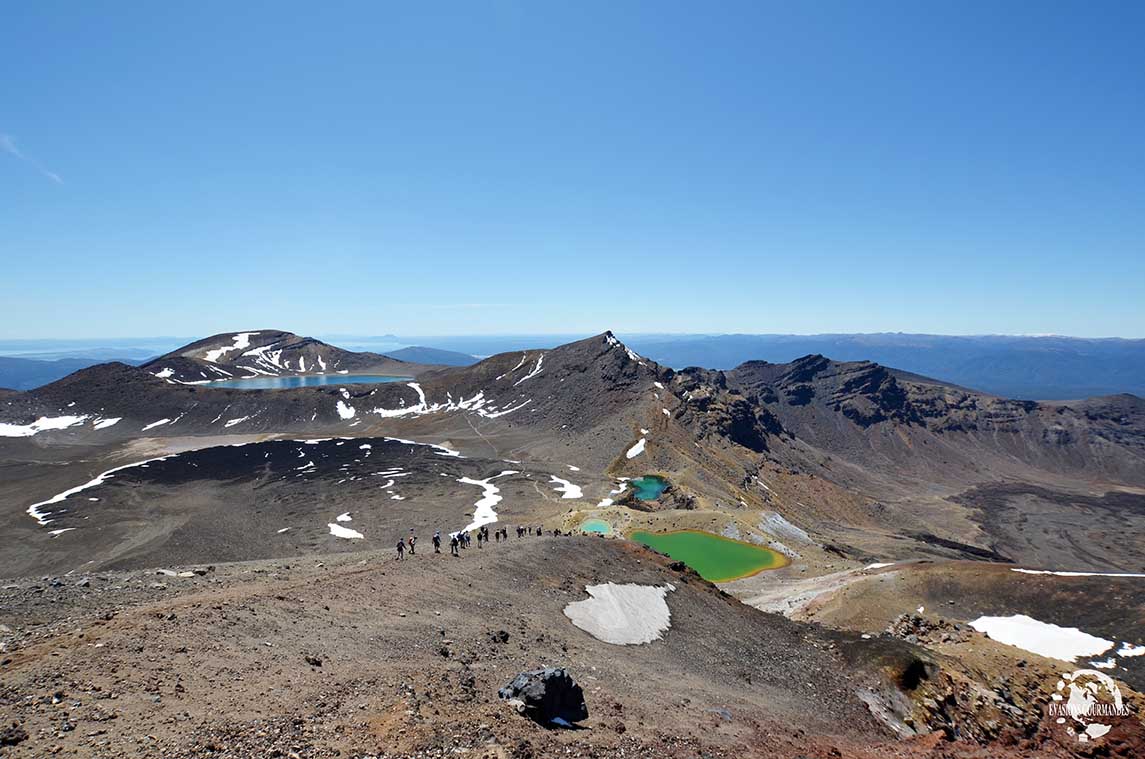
[3,332,1143,399]
[0,335,479,390]
[0,356,141,391]
[383,346,480,366]
[352,332,1145,400]
[621,333,1145,400]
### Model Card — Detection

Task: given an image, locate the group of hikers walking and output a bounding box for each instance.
[396,524,550,559]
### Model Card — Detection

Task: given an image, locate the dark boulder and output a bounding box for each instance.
[498,667,588,725]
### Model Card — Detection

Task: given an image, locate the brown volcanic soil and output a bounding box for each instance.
[4,537,1142,759]
[789,561,1145,692]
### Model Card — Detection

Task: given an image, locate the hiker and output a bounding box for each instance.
[450,534,460,556]
[408,534,417,555]
[396,539,405,560]
[432,531,441,553]
[477,530,484,548]
[494,529,500,543]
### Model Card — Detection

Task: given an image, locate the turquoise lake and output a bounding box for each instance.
[211,374,411,390]
[629,475,669,501]
[580,518,612,535]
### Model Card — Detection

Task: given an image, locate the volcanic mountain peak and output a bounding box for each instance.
[142,329,412,384]
[602,330,646,364]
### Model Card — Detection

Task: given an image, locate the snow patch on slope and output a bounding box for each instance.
[970,614,1114,662]
[1011,568,1145,578]
[0,415,89,437]
[549,476,583,499]
[204,332,258,363]
[328,523,363,539]
[564,583,674,645]
[456,471,517,533]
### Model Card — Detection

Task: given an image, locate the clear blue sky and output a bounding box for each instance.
[3,1,1143,338]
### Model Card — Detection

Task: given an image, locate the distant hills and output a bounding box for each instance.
[140,329,422,383]
[3,332,1143,399]
[0,334,479,390]
[622,333,1145,400]
[384,346,478,366]
[334,332,1145,400]
[0,356,138,391]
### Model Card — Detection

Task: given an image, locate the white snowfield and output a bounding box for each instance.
[0,415,89,437]
[456,470,518,533]
[336,400,356,419]
[563,583,675,645]
[548,475,583,499]
[369,382,531,421]
[203,332,258,363]
[626,438,646,459]
[970,614,1114,662]
[1011,568,1145,578]
[328,523,363,539]
[92,417,122,430]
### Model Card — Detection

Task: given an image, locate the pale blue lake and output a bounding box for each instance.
[211,374,411,390]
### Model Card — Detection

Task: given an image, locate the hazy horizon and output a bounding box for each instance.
[2,328,1144,352]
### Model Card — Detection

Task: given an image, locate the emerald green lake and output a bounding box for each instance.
[579,518,612,535]
[630,530,787,581]
[629,475,668,501]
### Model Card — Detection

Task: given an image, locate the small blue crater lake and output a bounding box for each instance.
[580,518,612,535]
[630,475,669,501]
[211,375,412,390]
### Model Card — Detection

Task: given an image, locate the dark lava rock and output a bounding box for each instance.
[1,721,28,746]
[498,667,588,725]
